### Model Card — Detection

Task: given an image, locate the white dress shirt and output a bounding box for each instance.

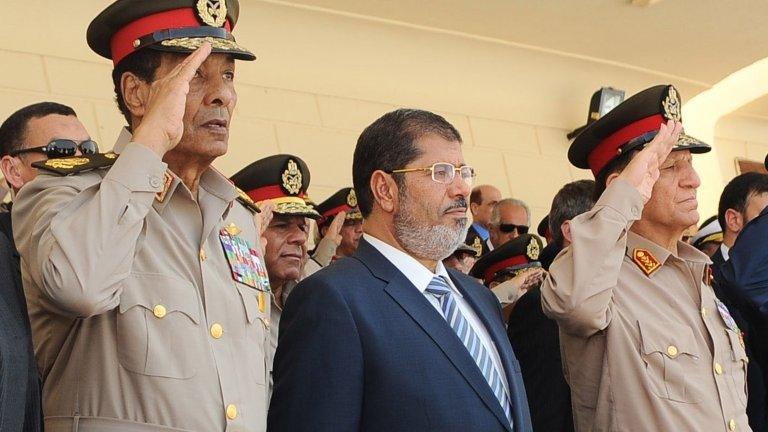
[364,234,511,397]
[720,243,730,261]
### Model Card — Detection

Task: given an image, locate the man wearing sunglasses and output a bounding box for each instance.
[269,108,532,431]
[489,198,531,249]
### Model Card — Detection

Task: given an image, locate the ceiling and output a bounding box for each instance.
[277,0,768,116]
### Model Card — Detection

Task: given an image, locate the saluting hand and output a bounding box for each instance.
[132,42,213,156]
[323,211,347,247]
[254,201,275,256]
[617,119,682,203]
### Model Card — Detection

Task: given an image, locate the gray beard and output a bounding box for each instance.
[393,197,469,261]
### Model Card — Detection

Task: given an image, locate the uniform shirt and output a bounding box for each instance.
[541,179,750,432]
[13,131,271,432]
[364,233,510,397]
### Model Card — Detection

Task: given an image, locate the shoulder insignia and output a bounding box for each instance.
[155,171,175,203]
[236,187,261,213]
[632,248,661,277]
[32,152,118,176]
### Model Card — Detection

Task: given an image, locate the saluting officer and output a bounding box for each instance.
[306,187,364,271]
[12,1,272,431]
[541,85,751,431]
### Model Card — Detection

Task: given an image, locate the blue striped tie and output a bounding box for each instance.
[426,275,513,428]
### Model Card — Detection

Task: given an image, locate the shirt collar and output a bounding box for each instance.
[364,233,462,297]
[472,222,490,240]
[626,231,711,267]
[720,243,730,261]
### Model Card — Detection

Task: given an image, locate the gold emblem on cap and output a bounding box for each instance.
[196,0,227,27]
[472,237,483,256]
[526,238,540,260]
[45,157,89,169]
[281,159,303,195]
[662,86,681,121]
[632,248,661,276]
[347,189,358,208]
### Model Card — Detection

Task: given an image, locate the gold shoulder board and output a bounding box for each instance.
[236,188,261,213]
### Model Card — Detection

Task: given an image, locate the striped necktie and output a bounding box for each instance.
[425,275,513,428]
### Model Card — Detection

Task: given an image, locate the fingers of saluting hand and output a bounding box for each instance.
[168,42,213,83]
[329,211,347,236]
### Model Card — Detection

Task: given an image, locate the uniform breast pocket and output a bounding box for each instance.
[725,329,749,407]
[235,283,270,385]
[117,274,205,379]
[638,319,702,404]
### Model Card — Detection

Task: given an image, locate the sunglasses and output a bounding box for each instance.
[10,139,99,158]
[498,223,529,234]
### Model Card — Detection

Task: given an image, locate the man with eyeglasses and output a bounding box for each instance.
[489,198,531,250]
[269,108,532,432]
[11,1,272,431]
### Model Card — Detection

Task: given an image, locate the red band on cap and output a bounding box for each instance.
[110,8,232,66]
[587,114,664,176]
[484,255,529,285]
[246,185,305,202]
[322,204,353,219]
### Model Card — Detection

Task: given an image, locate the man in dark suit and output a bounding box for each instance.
[716,172,768,431]
[466,184,501,256]
[268,109,532,432]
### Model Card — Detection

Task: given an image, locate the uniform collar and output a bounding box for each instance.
[626,231,710,267]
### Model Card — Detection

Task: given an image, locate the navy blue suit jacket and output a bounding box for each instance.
[267,239,532,432]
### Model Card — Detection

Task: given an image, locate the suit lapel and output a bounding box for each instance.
[354,240,513,431]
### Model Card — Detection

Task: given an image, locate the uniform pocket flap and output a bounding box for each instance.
[726,329,748,362]
[118,273,200,324]
[638,319,699,359]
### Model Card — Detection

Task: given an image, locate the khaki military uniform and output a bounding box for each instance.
[13,131,272,432]
[541,179,750,432]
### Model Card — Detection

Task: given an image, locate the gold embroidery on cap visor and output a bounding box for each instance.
[159,36,250,54]
[267,197,320,219]
[45,157,89,169]
[196,0,228,27]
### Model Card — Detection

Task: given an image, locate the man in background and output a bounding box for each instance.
[489,198,531,249]
[466,184,501,256]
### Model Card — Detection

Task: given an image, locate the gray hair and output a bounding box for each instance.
[490,198,531,226]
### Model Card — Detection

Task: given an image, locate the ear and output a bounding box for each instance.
[724,208,744,234]
[470,201,479,215]
[560,220,573,244]
[605,171,621,188]
[121,71,151,120]
[0,155,26,191]
[370,170,398,214]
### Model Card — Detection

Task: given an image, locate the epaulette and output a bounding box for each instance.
[235,187,261,213]
[32,152,118,176]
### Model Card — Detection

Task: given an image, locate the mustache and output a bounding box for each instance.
[443,198,468,213]
[197,107,230,124]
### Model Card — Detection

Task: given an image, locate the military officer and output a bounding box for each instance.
[230,155,320,375]
[12,1,272,431]
[309,187,364,269]
[541,85,750,431]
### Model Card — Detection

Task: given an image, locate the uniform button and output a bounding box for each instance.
[210,323,223,339]
[714,362,723,375]
[153,305,167,319]
[729,419,736,431]
[631,206,639,216]
[666,345,678,358]
[226,404,238,420]
[149,176,162,189]
[701,307,707,318]
[199,248,207,262]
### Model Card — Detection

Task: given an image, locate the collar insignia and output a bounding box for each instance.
[632,248,661,276]
[196,0,227,27]
[281,159,302,195]
[155,171,175,203]
[526,238,540,260]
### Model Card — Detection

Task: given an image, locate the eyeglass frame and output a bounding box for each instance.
[387,162,476,186]
[9,138,99,158]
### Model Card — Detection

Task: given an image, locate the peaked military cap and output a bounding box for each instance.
[691,215,723,250]
[230,154,320,219]
[87,0,255,66]
[453,243,480,258]
[316,187,363,225]
[470,233,544,285]
[569,85,710,177]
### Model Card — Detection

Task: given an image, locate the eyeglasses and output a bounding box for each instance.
[10,139,99,158]
[498,223,529,234]
[388,162,476,186]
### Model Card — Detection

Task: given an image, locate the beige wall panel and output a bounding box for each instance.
[470,117,538,154]
[461,146,511,198]
[236,84,322,125]
[217,117,280,176]
[713,137,748,183]
[435,111,475,146]
[0,50,48,93]
[746,142,768,164]
[92,100,127,149]
[536,126,571,158]
[43,57,113,100]
[716,114,768,145]
[504,154,571,210]
[316,96,394,132]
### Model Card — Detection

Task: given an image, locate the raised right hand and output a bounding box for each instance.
[132,42,213,156]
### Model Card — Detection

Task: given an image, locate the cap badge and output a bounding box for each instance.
[662,86,681,122]
[632,248,661,276]
[347,189,358,207]
[281,159,303,195]
[472,237,483,256]
[45,157,89,170]
[196,0,227,27]
[526,238,540,260]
